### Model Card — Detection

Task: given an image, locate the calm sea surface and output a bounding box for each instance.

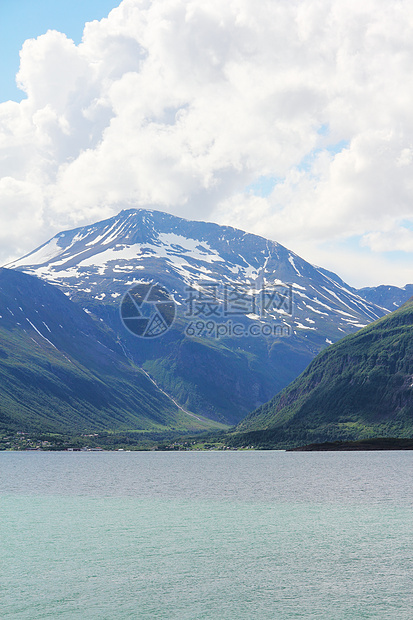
[1,450,412,619]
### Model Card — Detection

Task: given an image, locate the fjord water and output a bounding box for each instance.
[1,451,412,619]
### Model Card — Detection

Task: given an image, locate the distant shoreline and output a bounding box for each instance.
[287,438,413,451]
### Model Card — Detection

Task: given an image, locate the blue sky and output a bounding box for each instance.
[0,0,120,102]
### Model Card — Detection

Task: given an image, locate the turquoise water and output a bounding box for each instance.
[1,451,412,619]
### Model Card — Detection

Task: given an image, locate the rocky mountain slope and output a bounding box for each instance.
[7,208,396,424]
[357,284,413,311]
[0,268,219,434]
[231,298,413,448]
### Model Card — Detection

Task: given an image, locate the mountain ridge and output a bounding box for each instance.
[6,208,412,424]
[230,297,413,448]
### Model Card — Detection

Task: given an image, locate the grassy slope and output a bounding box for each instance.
[0,269,222,434]
[95,304,314,426]
[229,299,413,448]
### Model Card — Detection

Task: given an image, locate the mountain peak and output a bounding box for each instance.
[7,207,387,343]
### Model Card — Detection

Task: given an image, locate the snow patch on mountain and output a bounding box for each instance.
[26,318,57,349]
[288,255,302,276]
[14,238,64,267]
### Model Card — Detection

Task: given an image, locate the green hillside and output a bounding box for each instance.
[229,299,413,448]
[0,269,222,435]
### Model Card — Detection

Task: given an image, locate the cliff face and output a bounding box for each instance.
[232,299,413,448]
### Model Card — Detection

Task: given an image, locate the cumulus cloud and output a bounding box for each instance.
[1,0,413,285]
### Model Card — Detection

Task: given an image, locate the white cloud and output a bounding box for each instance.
[1,0,413,286]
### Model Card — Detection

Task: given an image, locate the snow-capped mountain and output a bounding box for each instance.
[6,209,393,424]
[357,284,413,312]
[9,208,385,338]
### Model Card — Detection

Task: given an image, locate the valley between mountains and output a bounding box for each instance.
[1,208,413,448]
